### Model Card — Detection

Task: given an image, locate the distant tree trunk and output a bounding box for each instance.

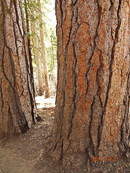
[0,0,36,138]
[37,0,50,98]
[51,34,55,72]
[23,0,36,103]
[48,0,130,169]
[31,21,44,96]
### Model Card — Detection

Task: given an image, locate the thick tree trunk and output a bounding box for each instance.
[48,0,130,168]
[37,0,50,98]
[0,0,36,138]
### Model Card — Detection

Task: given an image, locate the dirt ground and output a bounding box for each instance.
[0,107,130,173]
[0,108,54,173]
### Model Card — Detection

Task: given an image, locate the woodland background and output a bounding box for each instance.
[22,0,57,98]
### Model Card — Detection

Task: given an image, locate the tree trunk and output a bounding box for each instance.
[37,0,50,98]
[0,0,36,138]
[31,19,44,96]
[48,0,130,168]
[51,34,55,72]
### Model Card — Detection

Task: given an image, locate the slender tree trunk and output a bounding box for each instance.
[31,21,44,96]
[0,0,36,138]
[37,0,50,98]
[48,0,130,168]
[51,35,55,72]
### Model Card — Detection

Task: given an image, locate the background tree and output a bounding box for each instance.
[30,6,44,96]
[0,0,36,137]
[37,0,50,98]
[48,0,130,169]
[47,28,57,77]
[31,25,44,96]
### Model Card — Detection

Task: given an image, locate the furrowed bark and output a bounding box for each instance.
[48,0,130,168]
[0,0,36,137]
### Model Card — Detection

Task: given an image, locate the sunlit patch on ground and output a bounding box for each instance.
[35,96,56,109]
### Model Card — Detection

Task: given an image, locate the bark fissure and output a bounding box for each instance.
[89,97,96,157]
[109,0,114,11]
[96,50,104,149]
[7,104,16,134]
[65,2,77,140]
[2,48,14,90]
[89,1,101,63]
[59,0,64,52]
[13,0,23,37]
[67,42,77,140]
[0,79,4,113]
[120,70,130,152]
[103,0,122,113]
[85,65,92,99]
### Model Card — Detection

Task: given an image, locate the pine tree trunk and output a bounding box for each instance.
[31,22,44,96]
[51,35,55,72]
[0,0,36,138]
[48,0,130,168]
[37,0,50,98]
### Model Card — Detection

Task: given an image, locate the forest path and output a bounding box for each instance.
[0,107,56,173]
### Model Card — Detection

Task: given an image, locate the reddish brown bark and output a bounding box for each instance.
[48,0,130,169]
[0,0,36,137]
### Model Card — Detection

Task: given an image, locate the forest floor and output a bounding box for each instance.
[0,97,130,173]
